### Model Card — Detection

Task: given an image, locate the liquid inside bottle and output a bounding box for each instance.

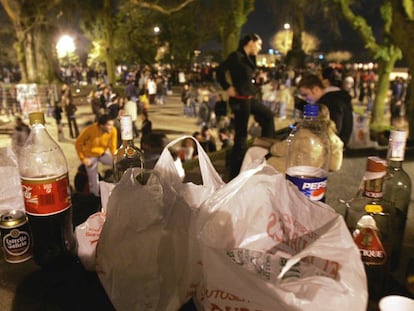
[285,104,330,202]
[19,112,76,267]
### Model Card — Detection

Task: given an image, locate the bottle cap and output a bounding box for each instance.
[120,115,133,140]
[390,130,407,142]
[363,156,387,180]
[303,104,318,117]
[388,130,407,161]
[29,112,45,125]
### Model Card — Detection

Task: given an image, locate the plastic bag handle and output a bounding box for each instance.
[155,135,223,189]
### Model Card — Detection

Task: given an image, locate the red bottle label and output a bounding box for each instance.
[353,227,387,265]
[21,174,71,216]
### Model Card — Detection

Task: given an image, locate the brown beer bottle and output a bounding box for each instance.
[18,112,77,267]
[345,156,395,301]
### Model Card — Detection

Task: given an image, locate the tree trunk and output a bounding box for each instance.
[286,4,306,68]
[370,56,397,136]
[390,0,414,138]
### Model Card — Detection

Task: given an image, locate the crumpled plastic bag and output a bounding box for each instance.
[0,147,25,212]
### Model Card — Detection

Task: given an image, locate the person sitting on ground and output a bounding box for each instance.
[201,125,217,153]
[141,132,169,169]
[75,114,118,197]
[218,127,233,150]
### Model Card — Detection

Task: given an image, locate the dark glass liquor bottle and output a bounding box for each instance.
[345,156,395,301]
[382,130,412,270]
[113,115,144,182]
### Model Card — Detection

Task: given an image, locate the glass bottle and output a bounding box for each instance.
[18,112,76,267]
[285,104,330,202]
[113,115,144,182]
[345,156,395,301]
[382,130,412,271]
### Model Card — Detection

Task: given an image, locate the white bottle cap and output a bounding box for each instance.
[120,115,133,140]
[388,130,407,161]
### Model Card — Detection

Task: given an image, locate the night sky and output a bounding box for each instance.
[241,0,379,61]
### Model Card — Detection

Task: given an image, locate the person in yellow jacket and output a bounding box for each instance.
[75,114,118,196]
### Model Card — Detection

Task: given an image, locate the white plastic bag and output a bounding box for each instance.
[195,162,367,311]
[96,136,223,311]
[75,181,115,271]
[0,147,25,212]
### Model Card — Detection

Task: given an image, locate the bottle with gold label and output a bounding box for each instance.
[345,156,395,301]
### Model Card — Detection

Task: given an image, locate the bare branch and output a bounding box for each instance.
[132,0,196,15]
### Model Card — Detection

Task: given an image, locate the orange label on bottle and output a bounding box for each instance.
[364,204,383,213]
[21,174,71,216]
[353,227,386,265]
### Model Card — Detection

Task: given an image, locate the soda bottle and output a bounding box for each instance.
[113,115,144,182]
[382,130,412,270]
[345,156,395,301]
[18,112,76,267]
[285,104,330,202]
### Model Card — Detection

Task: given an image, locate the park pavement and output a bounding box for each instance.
[0,89,413,310]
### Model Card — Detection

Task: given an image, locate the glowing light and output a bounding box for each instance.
[56,35,75,58]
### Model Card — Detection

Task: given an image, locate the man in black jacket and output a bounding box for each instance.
[298,73,353,148]
[216,33,275,179]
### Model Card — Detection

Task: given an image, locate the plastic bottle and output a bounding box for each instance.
[285,104,330,202]
[382,129,412,271]
[113,115,144,182]
[345,156,395,301]
[18,112,76,267]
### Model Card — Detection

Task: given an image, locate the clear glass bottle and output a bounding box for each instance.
[382,130,412,271]
[113,115,144,182]
[345,156,395,301]
[285,104,330,202]
[18,112,76,267]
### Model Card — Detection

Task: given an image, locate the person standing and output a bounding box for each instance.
[53,101,64,142]
[75,114,118,197]
[61,84,79,139]
[216,33,275,179]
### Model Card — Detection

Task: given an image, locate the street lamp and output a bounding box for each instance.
[153,26,160,34]
[56,35,75,59]
[283,23,291,55]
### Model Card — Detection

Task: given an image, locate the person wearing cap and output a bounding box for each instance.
[298,72,353,148]
[216,33,275,179]
[75,114,118,196]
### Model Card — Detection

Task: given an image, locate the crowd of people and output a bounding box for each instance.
[4,46,411,190]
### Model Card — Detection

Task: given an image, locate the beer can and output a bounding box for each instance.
[0,209,32,263]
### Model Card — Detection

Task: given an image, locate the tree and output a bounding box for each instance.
[204,0,255,59]
[270,30,320,55]
[332,0,402,137]
[0,0,63,83]
[390,0,414,138]
[80,0,196,84]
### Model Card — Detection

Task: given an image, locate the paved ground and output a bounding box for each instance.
[0,89,413,310]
